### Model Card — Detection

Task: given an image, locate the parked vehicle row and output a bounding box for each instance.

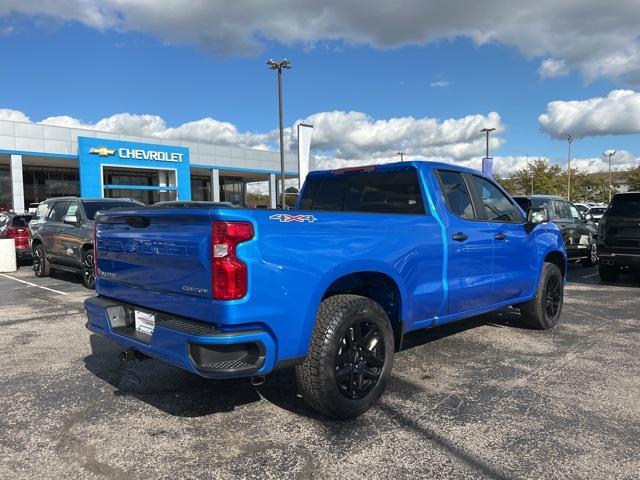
[513,195,598,267]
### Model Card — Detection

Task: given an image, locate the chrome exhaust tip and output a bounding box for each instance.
[251,375,266,387]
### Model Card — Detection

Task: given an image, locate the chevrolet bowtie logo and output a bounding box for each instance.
[89,146,116,157]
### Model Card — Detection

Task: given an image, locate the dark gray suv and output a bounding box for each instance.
[29,197,142,288]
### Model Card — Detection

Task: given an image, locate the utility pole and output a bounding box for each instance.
[603,150,616,202]
[480,128,496,158]
[397,152,405,162]
[567,135,573,201]
[267,58,291,208]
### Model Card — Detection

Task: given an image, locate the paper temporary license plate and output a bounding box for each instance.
[134,310,155,336]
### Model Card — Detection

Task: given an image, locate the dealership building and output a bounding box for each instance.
[0,118,299,213]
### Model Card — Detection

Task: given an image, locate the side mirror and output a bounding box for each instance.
[63,215,79,225]
[585,213,593,221]
[527,207,549,224]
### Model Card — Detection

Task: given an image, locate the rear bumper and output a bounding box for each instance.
[16,247,31,258]
[598,251,640,268]
[84,296,277,379]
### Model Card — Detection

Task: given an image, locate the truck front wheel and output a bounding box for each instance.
[519,262,564,329]
[295,294,394,419]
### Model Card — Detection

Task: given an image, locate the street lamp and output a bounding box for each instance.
[397,152,406,162]
[267,58,291,208]
[603,150,616,202]
[567,135,573,201]
[480,128,496,159]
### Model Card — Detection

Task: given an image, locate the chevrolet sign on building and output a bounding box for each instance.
[0,119,299,212]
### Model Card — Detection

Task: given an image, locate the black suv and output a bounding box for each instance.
[29,197,142,288]
[513,195,598,267]
[597,192,640,281]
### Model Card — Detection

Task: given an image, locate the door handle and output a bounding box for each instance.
[452,232,468,242]
[494,233,507,241]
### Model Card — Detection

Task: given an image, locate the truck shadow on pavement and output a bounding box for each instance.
[83,309,520,420]
[84,334,263,417]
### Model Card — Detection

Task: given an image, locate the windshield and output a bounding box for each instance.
[589,207,606,215]
[608,194,640,218]
[83,201,142,220]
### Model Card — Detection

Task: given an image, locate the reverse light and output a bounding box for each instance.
[212,221,254,300]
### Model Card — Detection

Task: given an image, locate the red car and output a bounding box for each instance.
[0,212,33,259]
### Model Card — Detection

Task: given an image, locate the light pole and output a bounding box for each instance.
[480,128,496,158]
[397,152,405,162]
[267,58,291,208]
[567,135,573,201]
[603,150,616,202]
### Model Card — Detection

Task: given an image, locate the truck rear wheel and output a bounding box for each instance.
[519,262,564,330]
[295,294,394,419]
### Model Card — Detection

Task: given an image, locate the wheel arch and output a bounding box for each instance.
[320,270,404,349]
[544,249,567,279]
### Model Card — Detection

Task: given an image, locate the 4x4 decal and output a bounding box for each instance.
[269,214,317,223]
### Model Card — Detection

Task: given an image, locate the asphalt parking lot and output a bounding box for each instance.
[0,263,638,479]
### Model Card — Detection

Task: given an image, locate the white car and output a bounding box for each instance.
[586,206,607,223]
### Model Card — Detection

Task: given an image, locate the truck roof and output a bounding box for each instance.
[307,160,487,178]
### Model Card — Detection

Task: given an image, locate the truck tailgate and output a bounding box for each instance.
[96,209,213,302]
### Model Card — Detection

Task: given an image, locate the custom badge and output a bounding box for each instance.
[269,214,317,223]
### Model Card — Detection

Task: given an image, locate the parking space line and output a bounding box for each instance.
[582,272,599,278]
[0,273,69,296]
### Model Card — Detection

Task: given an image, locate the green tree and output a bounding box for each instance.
[511,159,564,196]
[627,166,640,191]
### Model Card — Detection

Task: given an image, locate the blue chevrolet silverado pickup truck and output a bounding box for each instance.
[85,161,566,418]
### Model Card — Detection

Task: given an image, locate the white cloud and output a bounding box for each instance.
[2,1,640,84]
[539,89,640,139]
[0,108,30,122]
[537,59,569,78]
[430,81,450,88]
[282,110,503,170]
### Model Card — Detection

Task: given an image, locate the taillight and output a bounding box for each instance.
[6,227,25,238]
[212,221,254,300]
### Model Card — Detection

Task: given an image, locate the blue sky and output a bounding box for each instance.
[1,2,639,175]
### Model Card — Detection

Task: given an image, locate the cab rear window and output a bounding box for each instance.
[299,170,425,214]
[608,194,640,217]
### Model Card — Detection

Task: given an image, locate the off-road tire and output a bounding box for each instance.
[599,264,620,282]
[519,262,564,330]
[33,244,50,277]
[295,294,394,419]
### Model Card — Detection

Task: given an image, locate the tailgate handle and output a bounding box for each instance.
[123,216,150,228]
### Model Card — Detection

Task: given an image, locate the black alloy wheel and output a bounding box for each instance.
[543,273,562,321]
[335,320,385,400]
[81,250,96,289]
[32,244,49,277]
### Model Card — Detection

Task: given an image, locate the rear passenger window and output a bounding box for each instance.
[300,170,425,214]
[437,171,475,219]
[470,176,519,222]
[48,202,70,222]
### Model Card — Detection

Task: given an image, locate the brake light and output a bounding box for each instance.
[332,165,377,175]
[212,221,254,300]
[6,227,26,238]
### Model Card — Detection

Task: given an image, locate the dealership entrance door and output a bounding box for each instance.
[102,166,177,204]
